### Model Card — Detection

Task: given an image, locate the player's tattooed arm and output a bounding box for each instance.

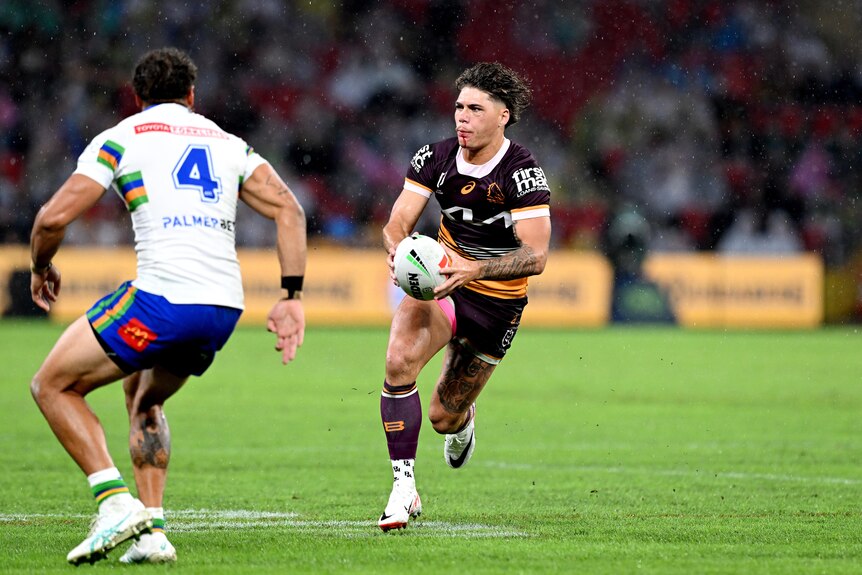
[479,244,541,280]
[477,215,551,281]
[265,173,291,197]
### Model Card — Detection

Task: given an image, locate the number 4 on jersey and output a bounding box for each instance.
[173,145,222,203]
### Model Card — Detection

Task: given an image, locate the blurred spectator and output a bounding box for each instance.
[717,208,803,255]
[0,0,861,272]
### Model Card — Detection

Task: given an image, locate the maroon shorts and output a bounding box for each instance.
[450,287,527,363]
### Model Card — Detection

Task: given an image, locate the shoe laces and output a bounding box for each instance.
[448,432,465,448]
[448,419,473,448]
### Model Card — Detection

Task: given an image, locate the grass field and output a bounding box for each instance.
[1,320,861,573]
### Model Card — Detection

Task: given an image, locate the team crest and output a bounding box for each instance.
[501,328,516,349]
[119,318,158,351]
[486,182,505,204]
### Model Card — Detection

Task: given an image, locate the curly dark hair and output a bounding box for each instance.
[132,47,198,103]
[455,62,532,126]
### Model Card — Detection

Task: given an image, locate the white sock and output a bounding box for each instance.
[86,467,122,488]
[391,459,416,490]
[140,507,166,539]
[87,467,135,510]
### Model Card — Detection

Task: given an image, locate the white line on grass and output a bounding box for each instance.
[0,509,528,538]
[480,461,862,485]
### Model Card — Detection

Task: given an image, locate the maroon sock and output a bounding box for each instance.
[380,381,421,460]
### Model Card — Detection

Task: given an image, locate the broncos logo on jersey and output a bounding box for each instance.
[486,182,505,204]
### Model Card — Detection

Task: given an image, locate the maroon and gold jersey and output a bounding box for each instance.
[403,137,550,299]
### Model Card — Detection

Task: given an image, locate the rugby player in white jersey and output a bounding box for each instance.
[377,62,551,530]
[28,48,307,564]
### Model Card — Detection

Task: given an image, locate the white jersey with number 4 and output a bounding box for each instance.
[74,103,268,309]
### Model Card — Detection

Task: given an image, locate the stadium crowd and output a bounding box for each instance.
[1,0,861,269]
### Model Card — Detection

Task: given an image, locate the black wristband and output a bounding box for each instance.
[30,261,53,274]
[281,275,304,300]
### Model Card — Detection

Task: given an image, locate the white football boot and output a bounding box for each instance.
[378,483,422,532]
[444,404,476,469]
[119,531,177,564]
[66,497,152,565]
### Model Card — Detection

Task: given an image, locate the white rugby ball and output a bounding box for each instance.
[393,233,449,300]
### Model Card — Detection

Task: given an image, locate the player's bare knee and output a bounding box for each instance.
[30,372,62,407]
[385,351,421,384]
[29,376,43,405]
[428,406,461,434]
[430,416,460,435]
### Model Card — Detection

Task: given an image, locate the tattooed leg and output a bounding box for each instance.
[131,408,170,468]
[124,368,187,508]
[429,338,496,434]
[129,406,171,506]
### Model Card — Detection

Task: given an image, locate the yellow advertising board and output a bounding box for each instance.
[643,254,823,328]
[0,246,614,327]
[0,246,396,326]
[29,247,138,322]
[239,247,394,325]
[520,251,612,327]
[0,247,822,328]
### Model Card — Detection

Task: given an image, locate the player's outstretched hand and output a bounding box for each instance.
[267,299,305,364]
[31,265,62,312]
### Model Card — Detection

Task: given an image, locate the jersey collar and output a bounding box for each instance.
[456,138,510,179]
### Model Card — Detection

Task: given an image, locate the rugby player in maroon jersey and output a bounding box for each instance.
[377,62,552,531]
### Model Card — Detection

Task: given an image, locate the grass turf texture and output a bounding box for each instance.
[0,320,861,573]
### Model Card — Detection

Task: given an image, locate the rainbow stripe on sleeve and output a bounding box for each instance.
[97,140,125,171]
[116,171,149,212]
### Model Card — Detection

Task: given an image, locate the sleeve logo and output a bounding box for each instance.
[411,145,433,173]
[512,167,550,197]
